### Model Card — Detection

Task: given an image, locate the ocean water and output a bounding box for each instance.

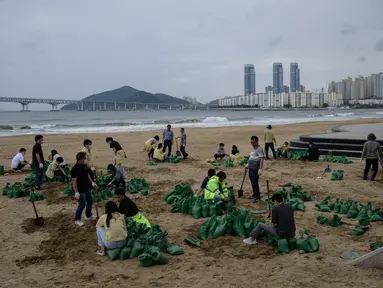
[0,109,382,136]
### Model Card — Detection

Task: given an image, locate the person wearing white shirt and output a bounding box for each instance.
[48,149,67,166]
[11,148,29,172]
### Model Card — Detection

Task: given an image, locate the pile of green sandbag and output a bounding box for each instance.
[268,229,320,254]
[0,165,4,176]
[288,151,308,160]
[197,208,257,240]
[331,170,344,180]
[167,155,180,164]
[63,183,74,196]
[323,155,353,164]
[94,186,116,203]
[223,160,234,168]
[126,178,149,196]
[211,162,221,167]
[164,184,194,203]
[29,191,44,201]
[2,182,30,198]
[370,242,383,251]
[238,156,249,166]
[273,185,312,212]
[316,214,342,227]
[107,218,184,267]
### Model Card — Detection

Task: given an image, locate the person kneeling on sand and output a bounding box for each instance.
[204,171,232,203]
[277,142,289,158]
[144,135,160,160]
[153,143,168,162]
[302,142,320,161]
[11,148,29,172]
[230,145,242,161]
[46,157,66,180]
[115,187,151,228]
[196,168,216,196]
[95,201,127,256]
[214,143,228,160]
[107,164,125,188]
[243,193,296,245]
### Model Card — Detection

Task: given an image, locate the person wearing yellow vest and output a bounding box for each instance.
[144,135,160,160]
[153,143,168,162]
[204,171,230,203]
[46,157,66,180]
[81,139,95,180]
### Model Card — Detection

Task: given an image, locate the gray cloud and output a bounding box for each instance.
[0,0,382,107]
[357,56,367,62]
[375,40,383,52]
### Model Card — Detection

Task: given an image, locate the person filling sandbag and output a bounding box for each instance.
[95,201,127,256]
[107,164,125,188]
[361,133,383,181]
[277,142,289,158]
[230,145,242,161]
[46,157,66,179]
[11,148,29,172]
[115,187,151,227]
[214,143,228,160]
[153,143,168,162]
[48,150,67,166]
[243,193,296,245]
[196,168,216,196]
[204,171,232,203]
[81,139,95,181]
[144,136,160,160]
[106,137,126,165]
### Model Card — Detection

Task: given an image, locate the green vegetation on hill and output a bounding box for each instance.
[61,86,189,110]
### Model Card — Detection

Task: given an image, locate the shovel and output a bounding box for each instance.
[31,192,44,226]
[237,168,247,198]
[175,139,182,157]
[324,165,331,173]
[267,180,272,218]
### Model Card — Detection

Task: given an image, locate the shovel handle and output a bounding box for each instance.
[267,180,271,218]
[239,167,247,190]
[31,197,39,219]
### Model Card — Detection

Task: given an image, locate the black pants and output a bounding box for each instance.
[163,140,172,157]
[88,169,95,189]
[302,154,319,161]
[13,163,26,171]
[249,168,260,200]
[180,145,188,159]
[54,170,65,178]
[214,154,225,160]
[364,158,378,180]
[265,142,277,160]
[148,148,154,159]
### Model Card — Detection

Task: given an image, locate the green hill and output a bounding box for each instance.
[61,86,189,110]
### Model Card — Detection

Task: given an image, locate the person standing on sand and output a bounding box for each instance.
[361,133,383,181]
[105,137,126,165]
[246,136,264,203]
[72,152,97,226]
[32,135,45,190]
[176,128,188,159]
[264,125,277,160]
[162,125,174,157]
[81,139,95,181]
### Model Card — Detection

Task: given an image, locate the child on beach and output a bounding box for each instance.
[214,143,227,160]
[144,136,160,160]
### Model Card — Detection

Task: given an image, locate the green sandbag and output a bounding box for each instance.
[291,202,298,211]
[333,201,341,213]
[138,253,154,267]
[213,218,228,239]
[153,237,168,250]
[289,238,297,250]
[107,248,121,261]
[349,227,365,236]
[129,241,145,258]
[328,214,342,227]
[266,232,276,245]
[166,244,184,255]
[370,214,383,222]
[346,209,358,219]
[319,196,331,206]
[209,204,217,217]
[296,202,306,212]
[307,236,320,252]
[277,239,290,254]
[232,216,246,238]
[296,237,311,252]
[119,247,131,260]
[201,203,209,218]
[144,245,161,254]
[151,251,169,265]
[184,238,201,247]
[181,198,189,214]
[171,203,180,213]
[316,215,329,225]
[243,215,255,236]
[197,218,211,240]
[191,201,202,219]
[208,217,219,239]
[340,204,350,214]
[215,204,223,216]
[317,205,331,212]
[370,242,383,251]
[358,217,370,226]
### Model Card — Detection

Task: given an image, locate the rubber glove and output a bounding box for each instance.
[75,192,80,200]
[258,169,262,176]
[39,163,44,169]
[91,182,97,188]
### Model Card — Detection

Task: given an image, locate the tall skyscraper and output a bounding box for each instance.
[290,63,300,92]
[273,62,283,94]
[265,85,273,93]
[244,64,256,95]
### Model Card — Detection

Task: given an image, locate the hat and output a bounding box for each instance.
[266,125,272,129]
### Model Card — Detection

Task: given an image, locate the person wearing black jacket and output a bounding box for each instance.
[303,142,320,161]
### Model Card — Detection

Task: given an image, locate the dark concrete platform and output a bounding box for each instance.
[289,123,383,157]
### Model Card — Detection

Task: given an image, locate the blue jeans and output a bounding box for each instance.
[249,168,260,200]
[251,223,277,239]
[35,167,43,187]
[96,227,126,249]
[75,192,93,221]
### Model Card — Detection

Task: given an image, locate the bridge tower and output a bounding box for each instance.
[19,102,30,112]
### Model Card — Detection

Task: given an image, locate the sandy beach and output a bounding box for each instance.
[0,118,382,288]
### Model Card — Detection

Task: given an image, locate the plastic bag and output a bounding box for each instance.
[277,239,290,254]
[119,247,131,261]
[166,244,184,255]
[191,200,201,219]
[138,253,154,267]
[107,248,121,261]
[349,227,365,236]
[130,241,145,258]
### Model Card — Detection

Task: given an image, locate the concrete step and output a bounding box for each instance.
[288,146,361,157]
[290,140,364,151]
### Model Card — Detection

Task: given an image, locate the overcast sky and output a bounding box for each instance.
[1,0,383,109]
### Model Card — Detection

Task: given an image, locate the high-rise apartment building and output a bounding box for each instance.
[244,64,256,95]
[283,85,290,93]
[265,85,273,93]
[290,63,300,92]
[273,63,283,94]
[299,85,305,92]
[328,81,337,93]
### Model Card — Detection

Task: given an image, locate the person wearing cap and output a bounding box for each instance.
[264,125,277,160]
[361,133,383,181]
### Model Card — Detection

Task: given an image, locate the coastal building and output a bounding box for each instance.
[265,85,273,93]
[290,63,300,92]
[273,63,283,94]
[244,64,256,96]
[299,85,305,92]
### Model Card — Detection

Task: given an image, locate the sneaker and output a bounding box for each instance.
[243,237,258,245]
[85,215,97,221]
[74,220,84,226]
[252,198,258,204]
[96,249,105,256]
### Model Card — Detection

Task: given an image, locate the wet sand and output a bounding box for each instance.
[0,118,382,288]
